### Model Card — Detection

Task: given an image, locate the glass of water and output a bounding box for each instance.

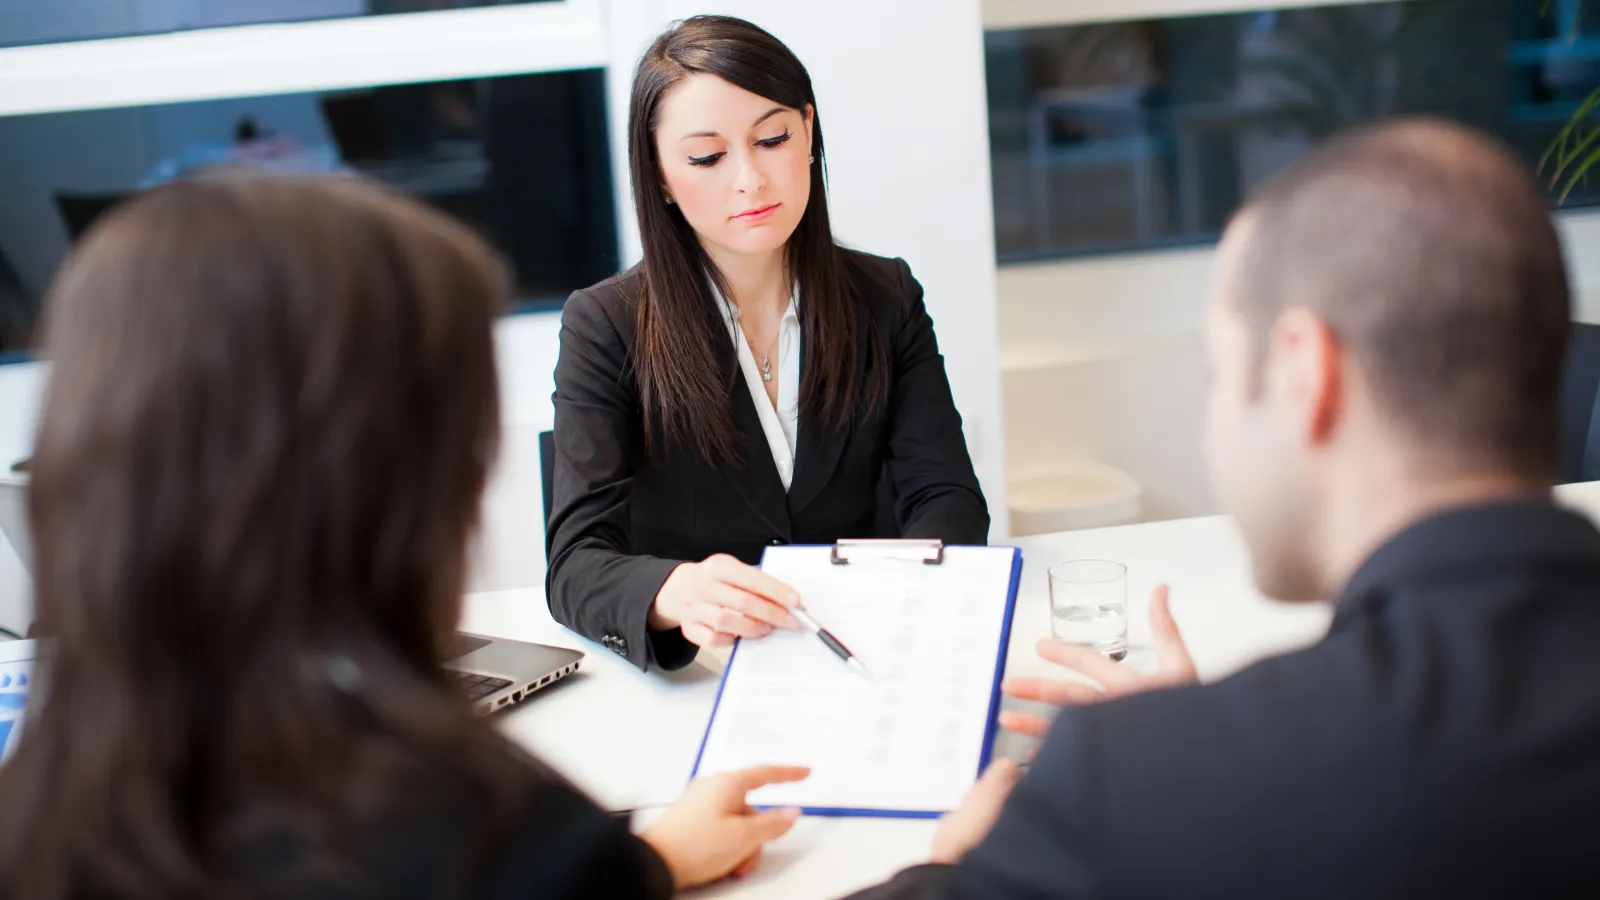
[1048,560,1128,661]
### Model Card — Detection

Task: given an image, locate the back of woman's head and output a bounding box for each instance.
[0,173,527,899]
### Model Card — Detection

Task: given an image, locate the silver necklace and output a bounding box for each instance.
[745,330,779,382]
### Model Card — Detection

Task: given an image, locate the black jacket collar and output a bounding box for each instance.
[1332,495,1600,632]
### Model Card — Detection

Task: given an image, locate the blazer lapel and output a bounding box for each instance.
[787,420,848,517]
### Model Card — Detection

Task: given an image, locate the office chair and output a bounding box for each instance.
[539,430,556,529]
[53,192,127,242]
[1561,322,1600,484]
[0,245,35,352]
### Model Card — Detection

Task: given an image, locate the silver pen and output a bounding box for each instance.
[790,603,871,679]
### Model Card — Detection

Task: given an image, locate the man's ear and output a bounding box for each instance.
[1269,307,1343,448]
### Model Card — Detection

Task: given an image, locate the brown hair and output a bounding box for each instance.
[628,15,889,465]
[1235,117,1571,479]
[0,173,537,898]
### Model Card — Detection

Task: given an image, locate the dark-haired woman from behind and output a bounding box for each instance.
[548,15,989,672]
[0,174,803,900]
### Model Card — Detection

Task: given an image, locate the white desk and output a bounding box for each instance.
[466,482,1600,899]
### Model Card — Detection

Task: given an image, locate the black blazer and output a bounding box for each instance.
[546,251,989,671]
[853,500,1600,898]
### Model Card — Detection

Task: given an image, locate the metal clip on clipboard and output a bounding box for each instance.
[829,538,945,566]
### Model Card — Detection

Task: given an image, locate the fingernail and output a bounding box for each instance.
[786,614,800,629]
[787,593,800,607]
[784,807,802,820]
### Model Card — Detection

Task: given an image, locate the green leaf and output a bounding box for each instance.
[1539,85,1600,178]
[1554,125,1600,183]
[1559,143,1600,202]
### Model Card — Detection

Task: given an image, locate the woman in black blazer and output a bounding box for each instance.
[547,15,989,672]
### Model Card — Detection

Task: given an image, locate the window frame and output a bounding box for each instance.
[0,1,608,118]
[981,0,1393,31]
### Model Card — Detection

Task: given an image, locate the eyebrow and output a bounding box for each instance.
[679,106,789,141]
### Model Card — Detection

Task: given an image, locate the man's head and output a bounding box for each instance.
[1204,119,1571,601]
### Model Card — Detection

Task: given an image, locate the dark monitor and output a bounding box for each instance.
[0,69,619,358]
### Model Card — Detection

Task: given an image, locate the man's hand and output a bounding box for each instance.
[1000,585,1197,738]
[930,758,1023,864]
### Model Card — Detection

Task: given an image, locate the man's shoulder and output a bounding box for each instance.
[1053,634,1412,802]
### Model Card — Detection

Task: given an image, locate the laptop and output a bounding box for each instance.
[0,464,580,716]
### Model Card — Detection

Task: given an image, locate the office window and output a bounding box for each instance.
[0,0,559,48]
[987,0,1600,263]
[0,70,617,356]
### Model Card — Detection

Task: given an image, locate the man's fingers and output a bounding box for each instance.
[712,582,795,630]
[729,765,812,793]
[997,710,1052,738]
[1149,586,1198,680]
[1003,676,1104,706]
[974,758,1023,798]
[710,556,800,608]
[1035,638,1144,690]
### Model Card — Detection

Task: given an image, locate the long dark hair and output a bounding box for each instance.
[0,174,537,899]
[629,15,889,465]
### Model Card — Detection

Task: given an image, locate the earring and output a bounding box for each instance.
[664,195,675,205]
[809,155,815,164]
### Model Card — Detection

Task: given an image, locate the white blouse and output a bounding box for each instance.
[711,280,801,490]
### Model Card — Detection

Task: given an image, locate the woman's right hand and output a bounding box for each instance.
[641,765,811,889]
[650,554,800,648]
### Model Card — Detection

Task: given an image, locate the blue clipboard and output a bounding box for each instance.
[689,544,1024,819]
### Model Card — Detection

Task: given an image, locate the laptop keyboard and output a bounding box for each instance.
[457,671,513,701]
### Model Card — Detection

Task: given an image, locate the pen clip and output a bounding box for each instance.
[830,538,944,566]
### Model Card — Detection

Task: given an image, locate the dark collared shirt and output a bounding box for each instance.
[859,499,1600,899]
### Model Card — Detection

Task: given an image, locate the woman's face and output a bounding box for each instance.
[654,73,814,261]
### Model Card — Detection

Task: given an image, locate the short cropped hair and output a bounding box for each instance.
[1235,118,1571,479]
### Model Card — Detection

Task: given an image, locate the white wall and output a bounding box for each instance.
[982,0,1390,29]
[998,210,1600,527]
[0,364,43,635]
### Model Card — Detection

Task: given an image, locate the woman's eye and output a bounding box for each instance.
[688,152,725,168]
[756,131,792,149]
